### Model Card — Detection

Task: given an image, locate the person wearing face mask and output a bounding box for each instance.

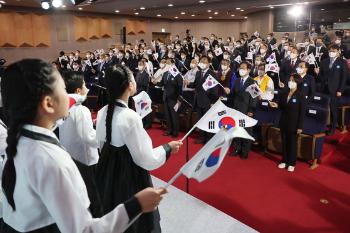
[228,62,257,159]
[296,62,315,101]
[252,55,263,78]
[72,61,82,72]
[74,50,81,63]
[68,52,75,70]
[183,59,199,96]
[176,51,190,75]
[207,51,219,71]
[217,59,233,98]
[278,37,288,54]
[280,47,301,84]
[152,59,169,84]
[135,60,152,129]
[334,36,349,59]
[257,43,270,61]
[303,37,316,56]
[315,44,349,135]
[269,74,306,172]
[315,38,329,64]
[254,63,274,101]
[59,71,102,217]
[185,56,219,144]
[209,34,219,48]
[266,33,277,47]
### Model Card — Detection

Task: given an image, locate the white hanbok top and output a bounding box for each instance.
[1,124,130,233]
[96,99,167,171]
[0,119,7,219]
[59,103,99,166]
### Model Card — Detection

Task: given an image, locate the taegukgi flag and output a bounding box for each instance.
[202,75,220,91]
[132,91,152,119]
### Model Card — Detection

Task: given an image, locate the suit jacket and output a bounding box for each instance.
[279,58,301,83]
[160,71,183,104]
[300,74,316,100]
[278,89,306,132]
[176,59,191,75]
[188,69,219,108]
[228,76,257,114]
[135,70,150,94]
[319,57,349,94]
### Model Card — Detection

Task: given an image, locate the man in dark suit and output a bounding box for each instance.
[185,56,219,144]
[303,37,316,55]
[176,51,190,75]
[158,59,183,138]
[228,61,257,159]
[316,44,349,135]
[279,46,301,84]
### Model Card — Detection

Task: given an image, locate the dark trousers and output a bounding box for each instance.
[233,127,253,156]
[329,95,338,131]
[281,130,297,166]
[164,100,179,135]
[196,105,211,141]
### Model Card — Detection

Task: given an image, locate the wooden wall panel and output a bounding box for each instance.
[0,12,16,47]
[74,16,88,41]
[100,18,112,38]
[88,17,100,39]
[32,14,51,47]
[136,20,146,34]
[14,13,34,47]
[126,20,136,35]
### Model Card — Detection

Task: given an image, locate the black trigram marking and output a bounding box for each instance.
[218,110,227,116]
[208,121,215,129]
[195,158,205,172]
[239,119,246,127]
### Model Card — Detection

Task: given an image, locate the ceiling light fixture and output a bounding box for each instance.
[231,14,235,16]
[115,10,120,13]
[62,4,66,8]
[191,14,195,16]
[134,12,139,15]
[181,12,186,15]
[168,3,173,7]
[41,0,50,9]
[207,10,212,12]
[157,14,162,17]
[52,0,62,8]
[244,16,248,19]
[214,12,218,15]
[236,7,241,10]
[140,6,145,10]
[209,16,212,19]
[78,7,83,10]
[269,6,274,9]
[240,9,244,12]
[174,16,178,19]
[199,0,206,3]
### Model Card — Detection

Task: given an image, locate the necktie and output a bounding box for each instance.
[329,58,335,69]
[240,78,244,90]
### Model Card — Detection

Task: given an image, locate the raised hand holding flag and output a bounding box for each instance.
[202,75,224,91]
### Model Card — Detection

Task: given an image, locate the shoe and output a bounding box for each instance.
[240,154,248,160]
[195,138,205,144]
[230,149,241,157]
[278,163,286,169]
[163,132,172,136]
[287,166,295,172]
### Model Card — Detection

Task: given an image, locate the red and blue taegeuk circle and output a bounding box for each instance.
[218,116,236,129]
[205,148,221,167]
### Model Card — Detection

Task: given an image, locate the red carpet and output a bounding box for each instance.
[148,125,350,233]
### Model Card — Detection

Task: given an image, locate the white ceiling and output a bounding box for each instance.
[2,0,349,20]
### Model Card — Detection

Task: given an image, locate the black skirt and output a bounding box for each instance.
[96,144,161,233]
[0,219,60,233]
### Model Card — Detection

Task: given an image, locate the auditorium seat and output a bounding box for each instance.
[337,86,350,132]
[308,93,330,110]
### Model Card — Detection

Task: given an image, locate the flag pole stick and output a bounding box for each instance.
[165,170,182,189]
[180,125,196,142]
[122,213,142,232]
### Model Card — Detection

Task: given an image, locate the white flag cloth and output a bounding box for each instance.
[132,91,152,119]
[265,63,280,73]
[234,55,242,64]
[180,127,254,182]
[266,52,277,64]
[214,47,223,56]
[85,59,92,67]
[304,53,316,65]
[195,100,258,133]
[169,65,180,77]
[202,75,220,91]
[246,83,262,99]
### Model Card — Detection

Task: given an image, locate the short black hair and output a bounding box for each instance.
[329,44,340,51]
[240,61,252,70]
[62,71,84,94]
[59,51,65,56]
[291,73,303,86]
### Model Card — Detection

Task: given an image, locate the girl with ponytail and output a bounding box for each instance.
[0,59,167,233]
[95,64,182,233]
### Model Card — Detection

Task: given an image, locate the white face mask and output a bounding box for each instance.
[296,67,304,75]
[221,65,228,71]
[304,42,310,46]
[198,62,207,70]
[290,53,298,59]
[267,36,271,40]
[288,81,297,89]
[283,46,289,51]
[160,63,166,68]
[260,49,266,54]
[255,42,261,47]
[329,52,337,58]
[190,63,197,69]
[239,69,247,77]
[255,61,261,65]
[335,39,341,44]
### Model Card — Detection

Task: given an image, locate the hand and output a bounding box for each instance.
[168,140,183,153]
[269,101,278,108]
[297,129,303,134]
[279,81,285,89]
[184,80,189,86]
[314,67,320,74]
[336,92,342,97]
[224,87,231,95]
[134,187,167,213]
[247,112,254,117]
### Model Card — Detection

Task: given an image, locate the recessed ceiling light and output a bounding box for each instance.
[0,0,5,3]
[231,14,235,16]
[115,10,120,13]
[236,7,241,10]
[168,3,173,7]
[62,4,66,8]
[304,1,309,4]
[214,12,218,15]
[174,16,178,19]
[78,7,83,10]
[269,6,274,9]
[244,16,248,19]
[199,0,206,3]
[140,6,146,10]
[134,12,139,15]
[157,14,162,17]
[240,9,244,12]
[207,9,212,12]
[209,16,213,19]
[191,14,195,16]
[181,12,186,15]
[321,8,325,10]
